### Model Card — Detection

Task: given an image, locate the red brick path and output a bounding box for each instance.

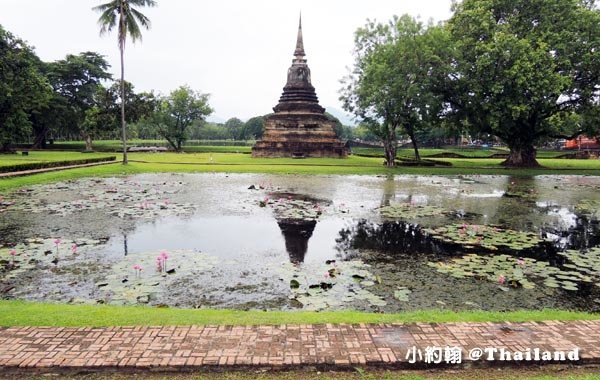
[0,321,599,372]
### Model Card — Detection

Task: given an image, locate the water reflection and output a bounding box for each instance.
[337,217,600,259]
[277,220,317,263]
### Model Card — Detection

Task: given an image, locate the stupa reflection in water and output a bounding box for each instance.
[277,219,317,263]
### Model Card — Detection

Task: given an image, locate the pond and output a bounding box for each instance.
[1,173,599,312]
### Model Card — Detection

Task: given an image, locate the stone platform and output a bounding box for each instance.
[0,320,599,373]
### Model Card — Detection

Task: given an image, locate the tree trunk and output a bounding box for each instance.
[120,45,128,164]
[501,144,540,168]
[382,127,397,168]
[163,135,178,152]
[407,130,421,161]
[32,126,49,149]
[84,134,93,152]
[0,142,13,153]
[176,139,182,153]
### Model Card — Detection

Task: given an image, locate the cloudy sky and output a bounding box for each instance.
[2,0,453,122]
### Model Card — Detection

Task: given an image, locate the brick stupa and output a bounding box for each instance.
[252,16,348,158]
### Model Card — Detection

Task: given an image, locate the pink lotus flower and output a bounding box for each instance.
[156,251,169,272]
[498,275,506,285]
[71,244,78,254]
[133,264,143,271]
[54,239,61,254]
[9,249,17,257]
[517,259,525,266]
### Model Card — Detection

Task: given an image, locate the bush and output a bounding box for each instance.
[0,156,116,173]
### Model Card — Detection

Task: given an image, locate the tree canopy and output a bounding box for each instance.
[445,0,600,166]
[0,25,51,151]
[341,15,446,166]
[146,85,213,152]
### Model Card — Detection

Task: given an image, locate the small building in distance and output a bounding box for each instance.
[252,16,348,158]
[564,136,600,150]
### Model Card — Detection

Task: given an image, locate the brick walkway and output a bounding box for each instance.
[0,321,599,372]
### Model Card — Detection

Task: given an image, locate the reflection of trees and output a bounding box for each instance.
[493,176,540,230]
[277,220,316,263]
[567,217,600,250]
[381,174,396,207]
[336,219,434,255]
[335,218,597,259]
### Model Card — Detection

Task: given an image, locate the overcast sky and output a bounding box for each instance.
[1,0,453,122]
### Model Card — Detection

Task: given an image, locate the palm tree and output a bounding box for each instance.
[93,0,156,164]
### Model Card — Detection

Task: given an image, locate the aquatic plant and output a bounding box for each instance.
[378,203,446,220]
[424,224,543,251]
[133,264,143,278]
[53,239,61,255]
[575,200,600,220]
[274,260,386,311]
[428,253,594,291]
[8,249,16,266]
[97,249,217,305]
[155,251,169,273]
[557,247,600,280]
[5,177,196,219]
[393,287,411,302]
[0,238,103,279]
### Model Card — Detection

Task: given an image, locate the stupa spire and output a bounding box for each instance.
[294,13,305,58]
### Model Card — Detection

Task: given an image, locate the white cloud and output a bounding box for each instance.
[1,0,452,120]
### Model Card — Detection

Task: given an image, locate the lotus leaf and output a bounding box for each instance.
[378,203,446,220]
[274,260,386,311]
[424,224,543,251]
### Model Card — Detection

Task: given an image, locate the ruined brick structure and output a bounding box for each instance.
[252,16,348,158]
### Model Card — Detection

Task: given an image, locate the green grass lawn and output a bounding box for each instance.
[45,139,254,153]
[0,300,597,327]
[39,139,570,158]
[0,151,114,168]
[1,151,600,193]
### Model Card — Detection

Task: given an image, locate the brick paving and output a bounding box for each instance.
[0,320,599,372]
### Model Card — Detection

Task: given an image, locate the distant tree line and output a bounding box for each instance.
[0,23,358,154]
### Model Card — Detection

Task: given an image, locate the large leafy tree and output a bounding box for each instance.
[341,15,446,166]
[224,117,244,140]
[44,52,112,149]
[94,0,157,163]
[0,25,51,152]
[242,116,266,140]
[446,0,600,167]
[147,85,213,152]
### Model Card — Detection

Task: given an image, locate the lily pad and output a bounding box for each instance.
[5,177,196,219]
[97,249,218,305]
[378,203,446,220]
[424,224,543,252]
[274,260,386,311]
[428,253,590,292]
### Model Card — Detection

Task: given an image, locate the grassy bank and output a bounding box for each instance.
[0,151,115,168]
[0,300,598,327]
[1,152,599,193]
